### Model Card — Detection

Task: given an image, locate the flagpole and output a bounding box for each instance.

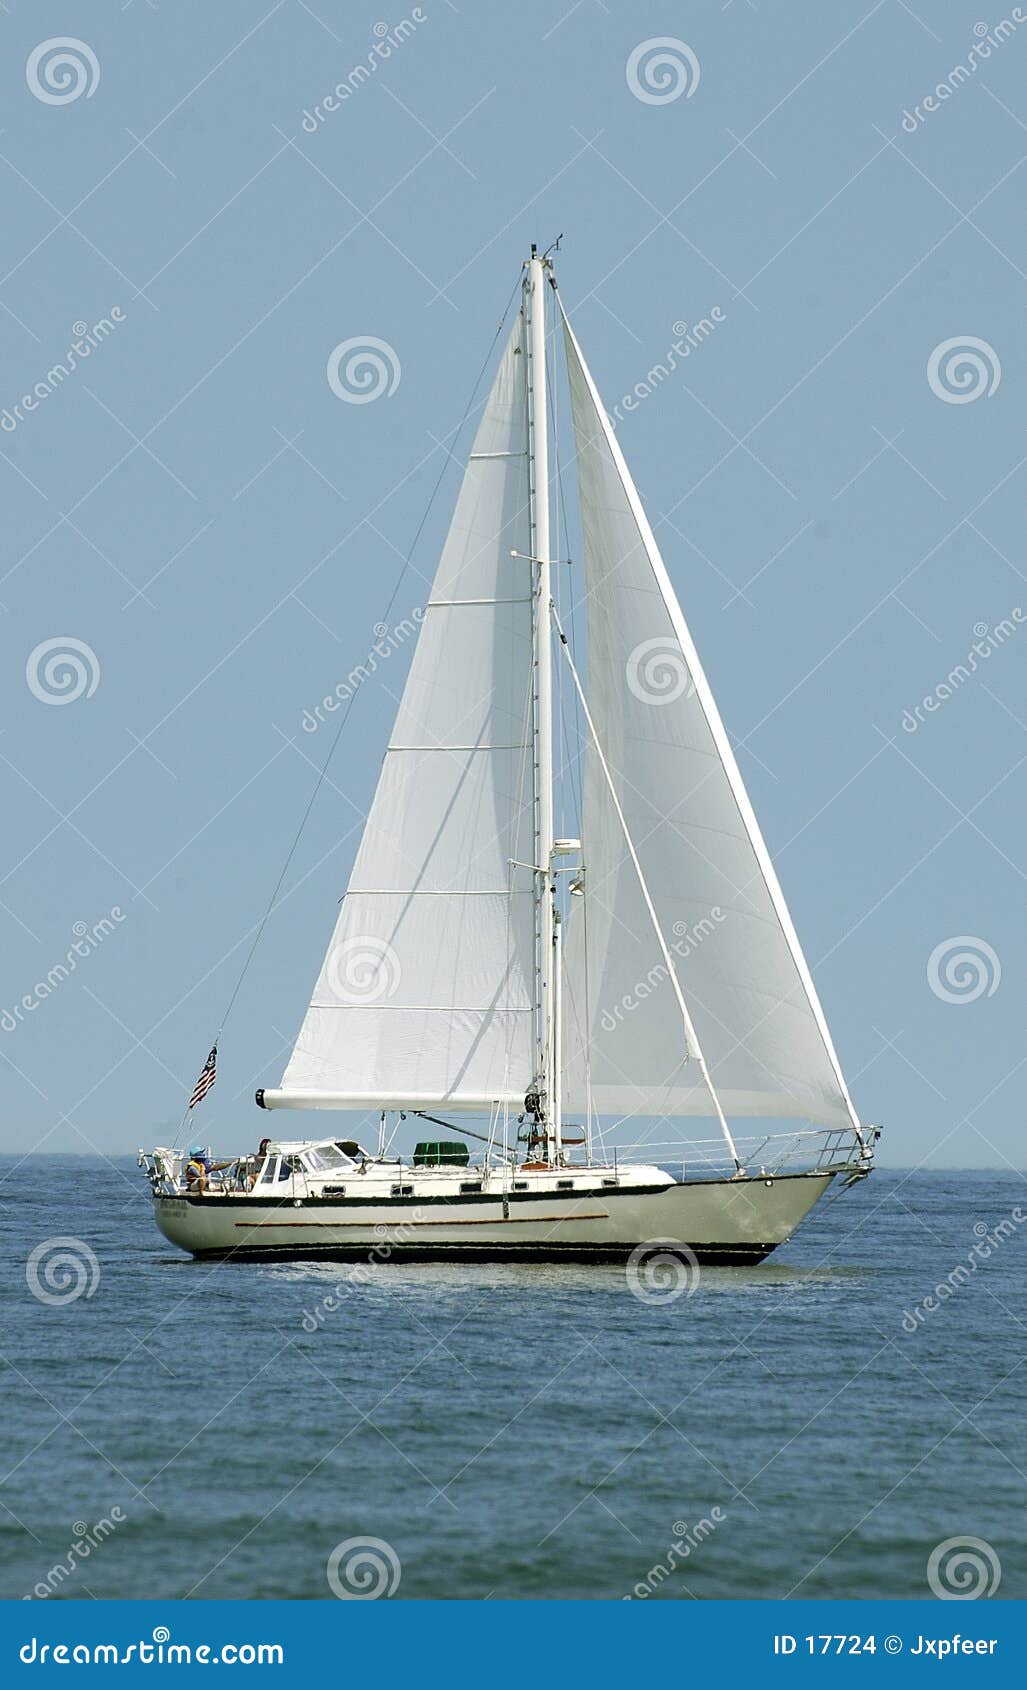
[172,1039,218,1150]
[170,1102,192,1152]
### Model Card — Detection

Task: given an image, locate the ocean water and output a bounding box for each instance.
[0,1159,1023,1602]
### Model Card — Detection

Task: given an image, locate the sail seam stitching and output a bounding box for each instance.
[386,750,530,757]
[342,889,533,897]
[308,1004,533,1013]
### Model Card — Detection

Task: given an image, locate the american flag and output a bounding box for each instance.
[188,1045,217,1110]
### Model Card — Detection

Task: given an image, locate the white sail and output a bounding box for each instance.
[559,306,861,1134]
[271,322,537,1109]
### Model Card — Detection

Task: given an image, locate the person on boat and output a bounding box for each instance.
[184,1146,233,1194]
[247,1137,272,1189]
[521,1088,548,1164]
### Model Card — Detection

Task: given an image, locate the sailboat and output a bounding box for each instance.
[142,247,878,1264]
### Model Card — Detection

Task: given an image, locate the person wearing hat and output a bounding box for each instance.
[184,1146,234,1195]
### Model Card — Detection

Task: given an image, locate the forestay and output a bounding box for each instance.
[273,323,537,1109]
[559,306,861,1135]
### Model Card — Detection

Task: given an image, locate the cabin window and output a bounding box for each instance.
[459,1181,483,1194]
[390,1184,414,1197]
[306,1145,350,1171]
[277,1158,295,1182]
[602,1178,617,1187]
[513,1181,527,1191]
[259,1158,279,1185]
[557,1179,574,1190]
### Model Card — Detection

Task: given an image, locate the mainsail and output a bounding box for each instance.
[272,322,537,1109]
[559,306,861,1134]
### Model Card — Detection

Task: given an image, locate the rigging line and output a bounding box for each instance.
[545,357,573,842]
[545,328,584,832]
[411,1110,508,1151]
[548,290,585,825]
[212,277,525,1047]
[546,327,597,1154]
[501,302,539,1094]
[506,597,538,1085]
[526,586,546,1075]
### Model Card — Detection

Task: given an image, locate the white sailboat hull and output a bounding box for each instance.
[152,1169,838,1265]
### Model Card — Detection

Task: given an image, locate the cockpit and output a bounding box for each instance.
[142,1138,377,1199]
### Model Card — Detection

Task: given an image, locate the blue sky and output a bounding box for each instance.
[1,0,1024,1167]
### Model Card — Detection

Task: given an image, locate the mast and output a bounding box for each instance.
[525,246,560,1162]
